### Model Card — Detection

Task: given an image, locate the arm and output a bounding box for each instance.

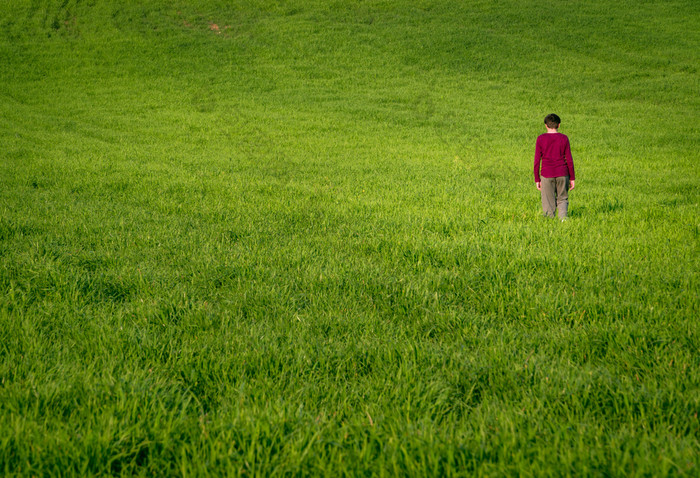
[534,138,542,184]
[564,137,575,182]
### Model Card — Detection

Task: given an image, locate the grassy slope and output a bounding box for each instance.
[1,0,699,475]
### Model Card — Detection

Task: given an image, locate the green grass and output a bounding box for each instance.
[1,0,699,475]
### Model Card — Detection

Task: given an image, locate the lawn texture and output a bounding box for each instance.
[1,0,699,475]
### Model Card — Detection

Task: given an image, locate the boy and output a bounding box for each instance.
[534,113,576,219]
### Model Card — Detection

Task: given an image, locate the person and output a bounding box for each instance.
[534,113,576,219]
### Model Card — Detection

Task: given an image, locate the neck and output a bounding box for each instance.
[546,127,559,134]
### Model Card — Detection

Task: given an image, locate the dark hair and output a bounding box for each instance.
[544,114,561,128]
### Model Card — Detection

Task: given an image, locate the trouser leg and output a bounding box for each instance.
[555,176,570,219]
[540,177,556,218]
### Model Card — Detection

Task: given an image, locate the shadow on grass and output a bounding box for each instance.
[567,199,623,218]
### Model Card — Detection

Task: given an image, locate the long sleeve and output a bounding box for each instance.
[564,138,575,180]
[534,139,542,182]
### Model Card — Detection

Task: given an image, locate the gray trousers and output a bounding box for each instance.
[540,176,569,218]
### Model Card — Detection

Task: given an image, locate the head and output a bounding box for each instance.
[544,114,561,129]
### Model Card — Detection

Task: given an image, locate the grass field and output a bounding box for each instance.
[1,0,699,475]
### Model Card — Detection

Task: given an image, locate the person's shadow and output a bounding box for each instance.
[568,200,623,218]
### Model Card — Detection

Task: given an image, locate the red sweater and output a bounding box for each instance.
[534,132,575,182]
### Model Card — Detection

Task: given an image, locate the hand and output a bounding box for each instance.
[570,180,575,190]
[536,182,541,190]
